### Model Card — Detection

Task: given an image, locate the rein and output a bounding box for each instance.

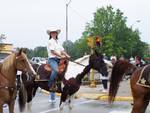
[69,60,86,67]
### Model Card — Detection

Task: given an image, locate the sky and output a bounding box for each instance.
[0,0,150,49]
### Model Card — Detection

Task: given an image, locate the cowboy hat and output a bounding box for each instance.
[46,29,61,35]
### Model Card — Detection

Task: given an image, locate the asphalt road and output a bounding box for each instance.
[3,91,150,113]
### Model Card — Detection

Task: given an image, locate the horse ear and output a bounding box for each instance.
[16,48,23,56]
[22,48,27,54]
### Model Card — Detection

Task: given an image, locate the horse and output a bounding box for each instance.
[20,58,69,113]
[0,49,36,113]
[59,52,108,111]
[20,51,108,113]
[108,60,150,113]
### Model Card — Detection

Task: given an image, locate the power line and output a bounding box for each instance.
[69,6,90,22]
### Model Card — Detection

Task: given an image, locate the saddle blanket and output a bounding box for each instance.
[137,64,150,88]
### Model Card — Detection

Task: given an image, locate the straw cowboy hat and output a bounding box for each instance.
[46,29,61,35]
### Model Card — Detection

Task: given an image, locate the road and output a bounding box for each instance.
[3,91,150,113]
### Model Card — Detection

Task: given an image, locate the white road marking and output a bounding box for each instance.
[109,110,131,113]
[39,100,96,113]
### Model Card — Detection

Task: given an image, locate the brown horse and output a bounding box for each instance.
[0,49,36,113]
[108,60,150,113]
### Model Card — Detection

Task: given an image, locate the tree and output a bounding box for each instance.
[33,46,48,58]
[83,5,147,59]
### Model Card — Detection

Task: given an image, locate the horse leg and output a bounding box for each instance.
[27,101,32,113]
[59,86,68,111]
[8,100,15,113]
[59,92,67,111]
[26,88,34,113]
[140,100,149,113]
[131,98,145,113]
[0,102,3,113]
[68,95,74,110]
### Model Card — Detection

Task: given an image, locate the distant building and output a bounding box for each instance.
[0,34,13,60]
[0,43,13,59]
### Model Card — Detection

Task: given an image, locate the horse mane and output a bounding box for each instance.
[1,53,15,72]
[109,60,135,103]
[60,60,69,80]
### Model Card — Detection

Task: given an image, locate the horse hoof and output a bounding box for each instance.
[59,106,63,111]
[69,104,73,110]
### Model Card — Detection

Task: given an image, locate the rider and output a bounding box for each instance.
[135,55,144,67]
[110,54,117,65]
[46,28,70,90]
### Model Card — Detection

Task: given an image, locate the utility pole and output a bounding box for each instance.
[66,0,71,53]
[66,0,71,41]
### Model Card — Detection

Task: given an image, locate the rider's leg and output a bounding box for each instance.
[48,58,59,88]
[102,79,108,89]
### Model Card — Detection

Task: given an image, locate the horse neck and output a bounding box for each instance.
[1,54,16,82]
[76,65,91,83]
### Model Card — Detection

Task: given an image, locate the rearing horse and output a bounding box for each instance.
[108,60,150,113]
[0,49,36,113]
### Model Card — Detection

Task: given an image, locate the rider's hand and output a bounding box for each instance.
[66,55,71,59]
[60,55,66,59]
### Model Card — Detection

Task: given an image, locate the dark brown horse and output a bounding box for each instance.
[20,51,108,112]
[0,49,36,113]
[109,60,150,113]
[59,52,108,111]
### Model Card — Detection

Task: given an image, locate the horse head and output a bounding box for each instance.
[89,51,108,76]
[15,49,36,77]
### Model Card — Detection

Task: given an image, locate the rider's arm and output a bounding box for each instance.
[51,50,64,58]
[61,51,70,59]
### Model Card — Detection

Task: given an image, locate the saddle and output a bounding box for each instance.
[44,59,67,75]
[37,59,67,80]
[36,59,68,92]
[137,64,150,88]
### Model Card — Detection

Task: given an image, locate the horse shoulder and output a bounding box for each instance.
[0,63,2,71]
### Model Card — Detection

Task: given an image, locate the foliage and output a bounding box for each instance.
[22,5,148,61]
[83,5,147,59]
[23,46,48,59]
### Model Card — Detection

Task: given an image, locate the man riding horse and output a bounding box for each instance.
[46,28,70,90]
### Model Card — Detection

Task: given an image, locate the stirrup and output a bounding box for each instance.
[49,85,56,92]
[35,74,40,80]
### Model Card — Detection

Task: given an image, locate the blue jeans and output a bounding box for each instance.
[49,92,55,100]
[48,57,60,88]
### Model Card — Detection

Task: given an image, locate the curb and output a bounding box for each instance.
[98,95,133,101]
[77,93,133,101]
[41,89,61,96]
[41,89,133,101]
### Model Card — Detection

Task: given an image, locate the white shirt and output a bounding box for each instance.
[17,71,22,75]
[110,55,117,61]
[47,38,64,58]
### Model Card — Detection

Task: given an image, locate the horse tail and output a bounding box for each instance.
[18,82,27,112]
[108,60,135,103]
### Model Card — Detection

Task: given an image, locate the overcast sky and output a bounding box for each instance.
[0,0,150,49]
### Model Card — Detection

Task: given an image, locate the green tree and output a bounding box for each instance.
[83,5,147,59]
[33,46,48,58]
